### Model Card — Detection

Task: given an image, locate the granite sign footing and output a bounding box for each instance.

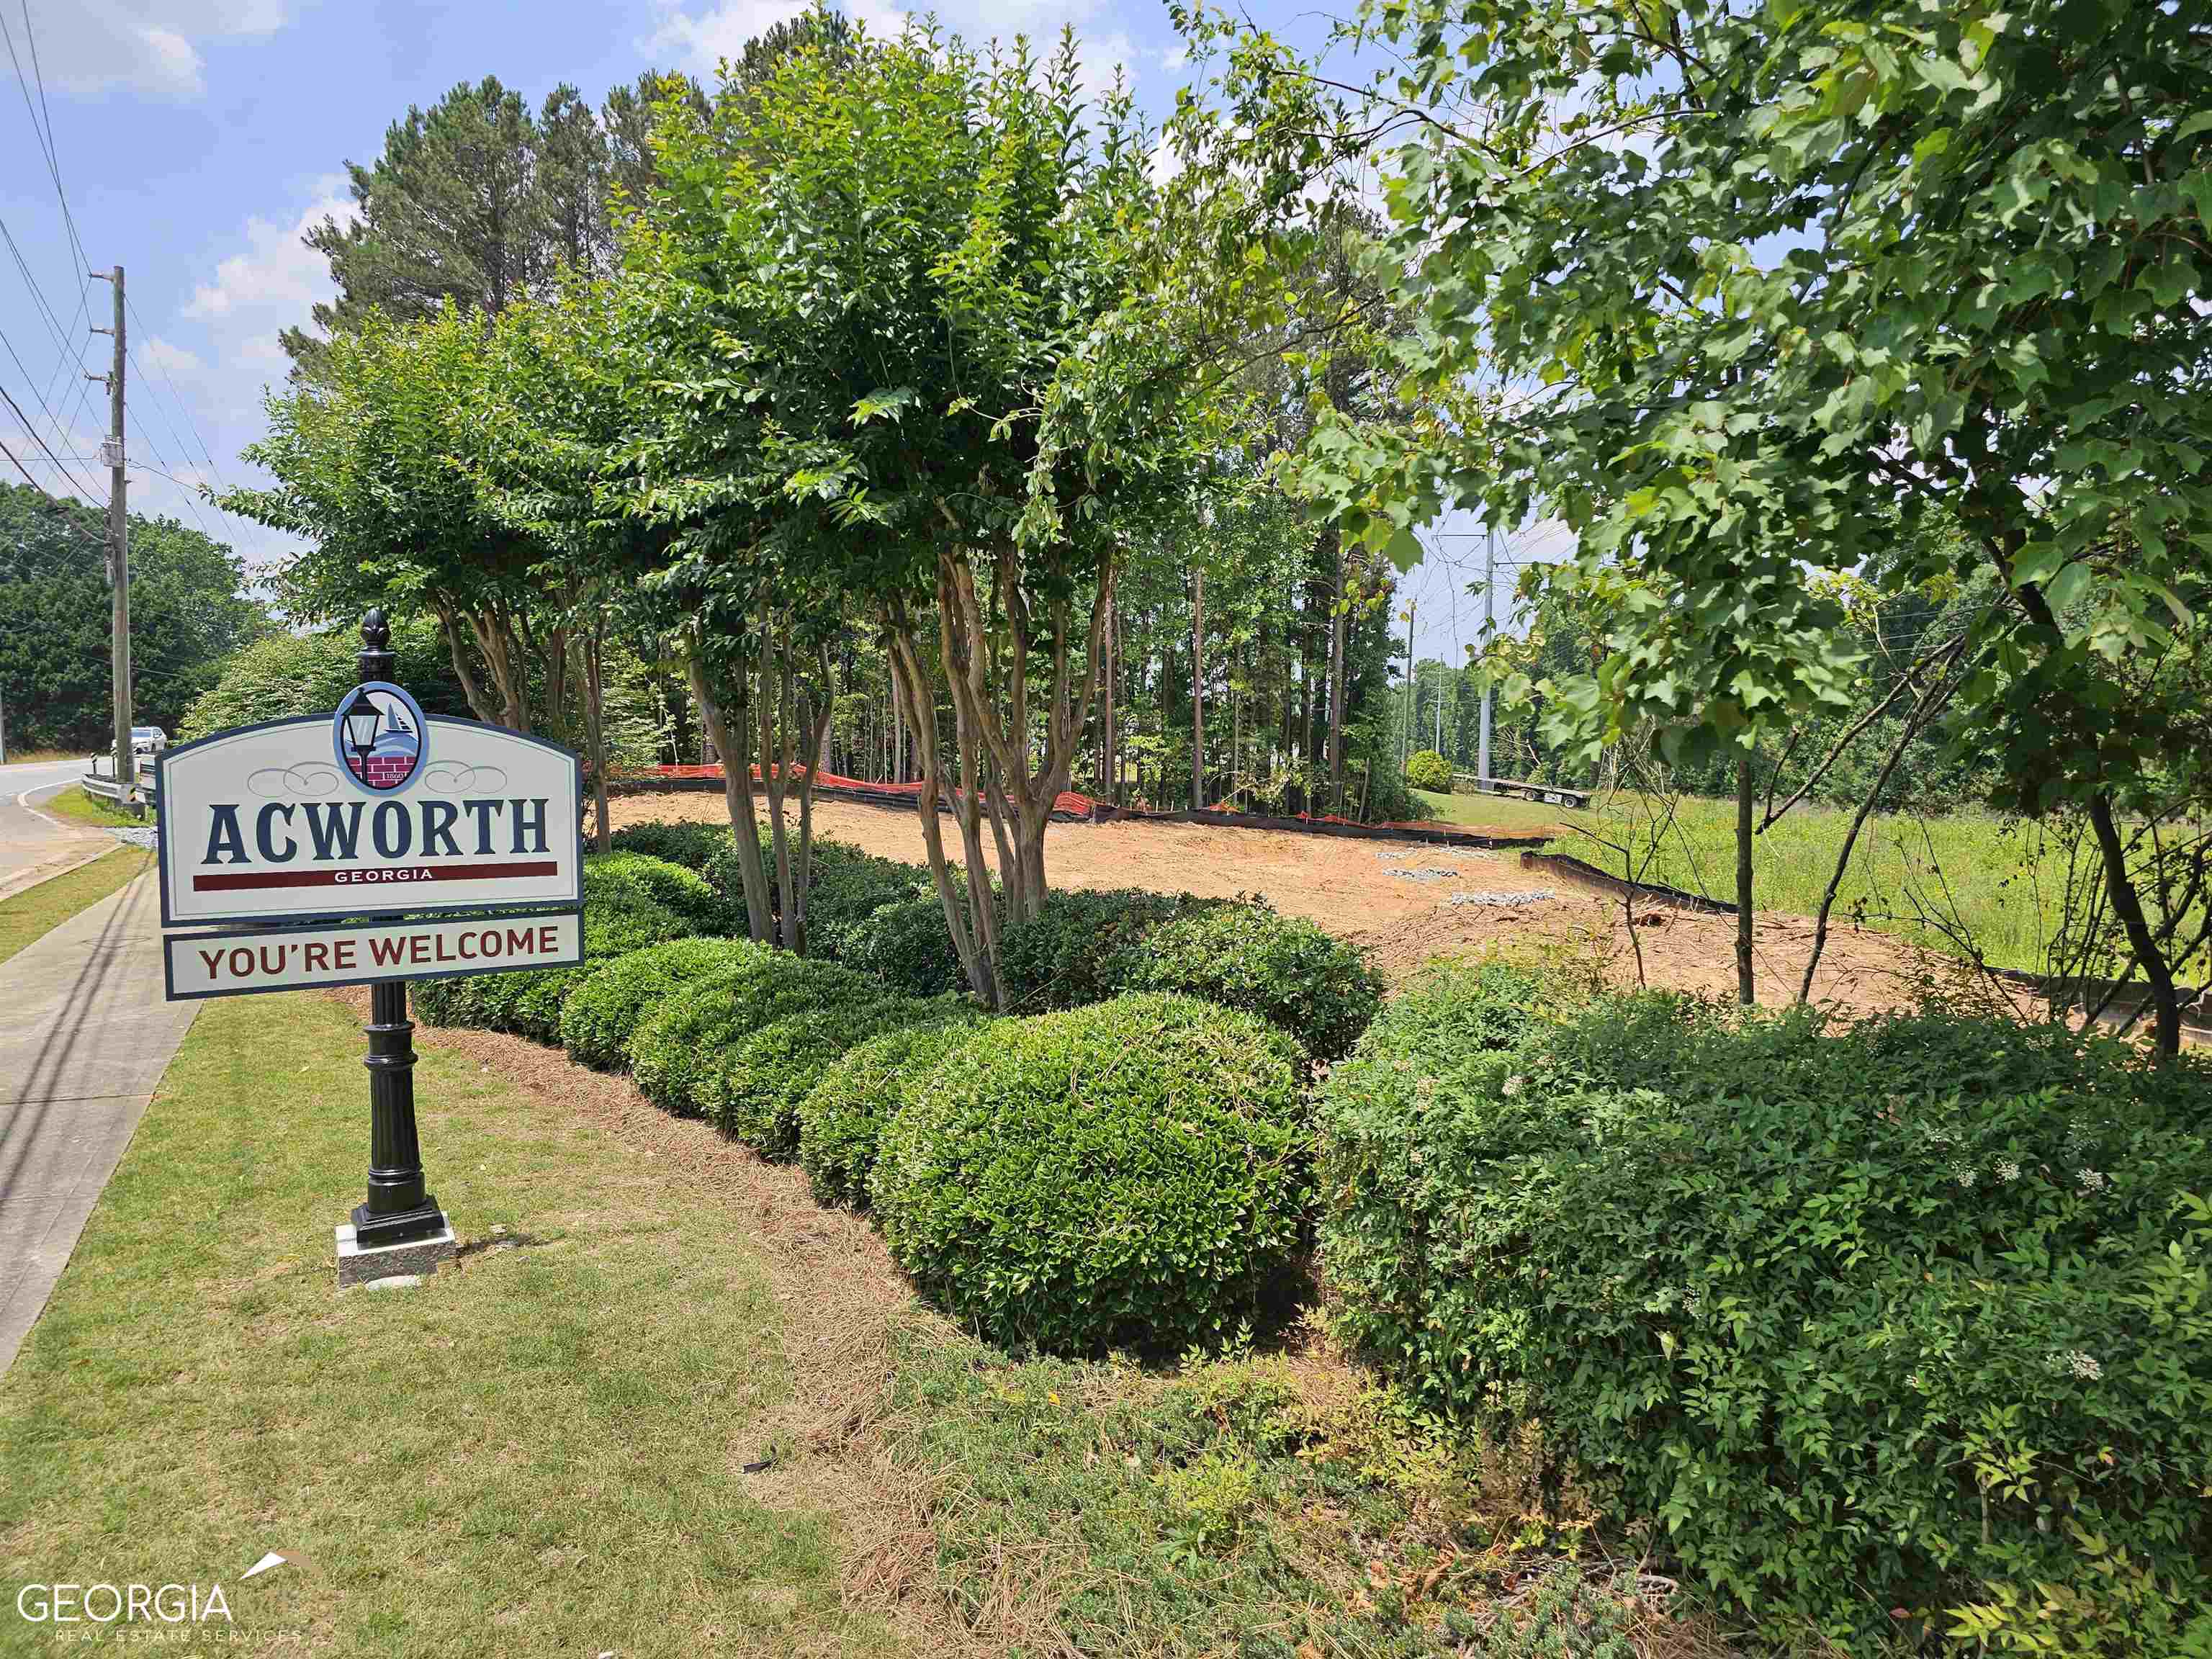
[336,1219,456,1290]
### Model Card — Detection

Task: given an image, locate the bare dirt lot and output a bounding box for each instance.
[609,790,2006,1019]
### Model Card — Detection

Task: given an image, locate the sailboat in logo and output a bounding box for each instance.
[333,683,426,793]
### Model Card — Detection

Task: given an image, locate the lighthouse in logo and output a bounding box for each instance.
[331,680,427,793]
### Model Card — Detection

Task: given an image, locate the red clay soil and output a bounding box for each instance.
[607,793,2017,1020]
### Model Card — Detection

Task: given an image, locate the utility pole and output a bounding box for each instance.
[91,265,135,818]
[1478,523,1495,790]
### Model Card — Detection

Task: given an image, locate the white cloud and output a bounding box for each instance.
[642,0,908,78]
[30,1,291,102]
[1072,29,1138,102]
[184,189,348,347]
[109,184,354,573]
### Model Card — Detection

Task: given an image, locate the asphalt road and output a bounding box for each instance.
[0,758,109,902]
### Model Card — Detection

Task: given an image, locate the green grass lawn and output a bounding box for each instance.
[1422,784,2184,979]
[41,783,147,830]
[1408,788,1578,835]
[0,845,149,966]
[0,984,1712,1658]
[0,992,886,1658]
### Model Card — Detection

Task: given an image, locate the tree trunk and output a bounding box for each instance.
[1735,755,1755,1005]
[433,600,500,724]
[582,621,611,853]
[1100,600,1118,804]
[2087,792,2183,1059]
[688,655,773,943]
[1190,566,1205,811]
[1327,562,1348,813]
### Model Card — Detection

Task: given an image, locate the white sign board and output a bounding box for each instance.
[156,706,583,927]
[164,913,584,1001]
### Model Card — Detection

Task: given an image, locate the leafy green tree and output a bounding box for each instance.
[0,482,268,749]
[229,305,565,735]
[176,615,467,740]
[631,17,1246,1002]
[1281,0,2212,1048]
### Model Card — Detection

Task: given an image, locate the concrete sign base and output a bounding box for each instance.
[335,1219,457,1290]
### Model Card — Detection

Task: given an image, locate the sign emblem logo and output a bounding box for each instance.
[331,680,426,794]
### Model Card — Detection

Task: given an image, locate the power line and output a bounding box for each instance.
[0,213,95,428]
[2,1,89,276]
[125,295,227,482]
[0,314,77,464]
[0,431,42,490]
[0,2,105,486]
[0,370,96,499]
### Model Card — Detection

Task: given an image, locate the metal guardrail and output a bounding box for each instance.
[81,755,158,807]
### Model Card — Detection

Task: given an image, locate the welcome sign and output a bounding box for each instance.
[160,611,588,1280]
[156,709,583,929]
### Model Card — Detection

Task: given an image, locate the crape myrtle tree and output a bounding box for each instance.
[585,183,855,953]
[225,306,580,738]
[1278,0,2212,1047]
[633,17,1260,1004]
[464,282,647,850]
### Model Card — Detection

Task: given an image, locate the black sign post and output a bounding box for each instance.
[347,609,446,1250]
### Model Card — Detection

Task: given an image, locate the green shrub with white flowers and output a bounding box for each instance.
[1318,968,2212,1653]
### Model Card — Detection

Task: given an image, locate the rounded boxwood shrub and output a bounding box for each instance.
[627,950,881,1115]
[1127,904,1380,1060]
[1318,988,2212,1651]
[1403,748,1453,793]
[560,937,768,1070]
[585,850,726,934]
[412,861,693,1035]
[996,887,1215,1012]
[608,818,729,872]
[837,894,966,996]
[697,990,932,1158]
[796,1012,992,1208]
[803,842,932,958]
[872,993,1310,1355]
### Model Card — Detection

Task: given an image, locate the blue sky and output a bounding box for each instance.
[0,0,1517,666]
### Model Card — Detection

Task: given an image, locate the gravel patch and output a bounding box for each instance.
[1448,888,1557,908]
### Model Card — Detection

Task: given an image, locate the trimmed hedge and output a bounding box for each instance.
[796,1012,992,1208]
[559,937,768,1070]
[696,992,932,1158]
[412,854,701,1039]
[802,841,932,958]
[1127,904,1380,1060]
[873,993,1310,1355]
[585,850,726,933]
[1404,748,1452,793]
[608,819,730,871]
[1318,984,2212,1651]
[837,894,967,996]
[628,951,883,1116]
[997,887,1205,1012]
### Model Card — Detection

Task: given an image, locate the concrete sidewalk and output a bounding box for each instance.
[0,870,199,1372]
